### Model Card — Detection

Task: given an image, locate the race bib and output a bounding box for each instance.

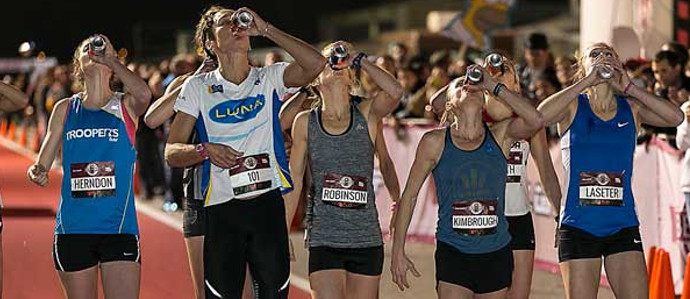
[321,173,368,209]
[452,200,498,236]
[506,145,524,184]
[579,171,624,206]
[229,154,273,199]
[70,162,116,198]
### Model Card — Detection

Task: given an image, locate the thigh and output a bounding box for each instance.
[559,258,602,299]
[57,266,99,299]
[245,192,290,298]
[100,261,141,299]
[99,234,141,265]
[345,246,384,277]
[507,250,534,299]
[310,269,347,299]
[604,251,648,299]
[205,203,248,299]
[309,247,347,274]
[184,236,205,299]
[345,272,380,299]
[507,213,536,251]
[183,199,206,238]
[437,281,474,299]
[53,234,99,272]
[475,288,508,299]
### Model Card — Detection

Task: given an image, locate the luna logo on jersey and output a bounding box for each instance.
[210,95,265,123]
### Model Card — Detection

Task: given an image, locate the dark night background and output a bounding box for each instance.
[0,0,399,63]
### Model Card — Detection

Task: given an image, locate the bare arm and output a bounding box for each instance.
[627,84,683,127]
[429,84,449,117]
[470,66,543,139]
[284,112,309,230]
[362,58,403,118]
[165,112,203,168]
[0,81,29,112]
[376,124,400,201]
[279,91,309,131]
[238,8,326,88]
[27,98,70,186]
[529,129,561,213]
[144,75,189,128]
[96,55,151,118]
[390,130,443,291]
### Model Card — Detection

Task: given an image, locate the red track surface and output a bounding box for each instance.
[0,143,310,298]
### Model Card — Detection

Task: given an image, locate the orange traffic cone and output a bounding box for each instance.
[18,124,28,147]
[651,249,675,299]
[0,119,7,136]
[681,253,690,299]
[649,246,658,279]
[7,122,16,141]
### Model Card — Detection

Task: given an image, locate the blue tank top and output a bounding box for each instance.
[432,126,511,254]
[56,93,139,235]
[560,94,637,237]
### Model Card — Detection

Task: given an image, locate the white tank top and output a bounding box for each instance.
[505,140,531,216]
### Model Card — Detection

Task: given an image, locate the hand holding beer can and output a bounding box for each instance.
[328,44,349,70]
[89,35,106,56]
[233,11,253,30]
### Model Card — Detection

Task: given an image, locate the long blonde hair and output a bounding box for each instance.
[194,6,228,59]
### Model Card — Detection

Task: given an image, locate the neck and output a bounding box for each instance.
[587,84,616,112]
[450,106,483,141]
[218,51,251,84]
[319,84,350,118]
[82,73,113,109]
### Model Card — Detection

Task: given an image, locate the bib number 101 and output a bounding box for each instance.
[247,171,260,182]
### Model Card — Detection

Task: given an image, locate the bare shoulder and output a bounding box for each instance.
[293,110,312,134]
[52,97,71,116]
[419,128,446,150]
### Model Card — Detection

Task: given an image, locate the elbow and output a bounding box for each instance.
[137,88,153,105]
[674,112,685,127]
[529,115,546,133]
[164,146,181,168]
[143,114,159,129]
[308,56,327,80]
[390,85,404,103]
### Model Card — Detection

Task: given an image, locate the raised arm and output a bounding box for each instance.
[0,81,29,112]
[144,75,188,128]
[429,84,449,117]
[284,111,309,231]
[623,81,683,128]
[279,90,310,131]
[359,54,403,118]
[145,59,218,129]
[470,65,543,140]
[91,46,151,118]
[27,98,69,186]
[391,130,443,291]
[529,129,561,213]
[237,8,326,88]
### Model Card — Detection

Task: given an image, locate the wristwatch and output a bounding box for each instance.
[195,143,209,160]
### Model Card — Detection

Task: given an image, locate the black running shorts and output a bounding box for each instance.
[52,234,141,272]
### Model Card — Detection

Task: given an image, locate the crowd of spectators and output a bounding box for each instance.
[2,32,690,211]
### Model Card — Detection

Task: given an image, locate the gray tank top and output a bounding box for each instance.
[306,100,382,248]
